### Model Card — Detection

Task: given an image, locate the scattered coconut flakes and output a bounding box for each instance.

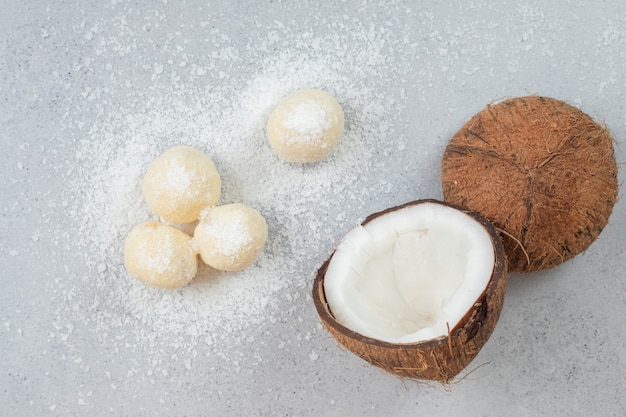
[283,100,333,144]
[63,8,415,366]
[160,163,193,198]
[136,233,175,276]
[197,215,252,258]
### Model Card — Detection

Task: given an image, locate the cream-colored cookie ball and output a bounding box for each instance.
[124,221,198,289]
[142,145,221,224]
[266,89,344,163]
[193,203,268,271]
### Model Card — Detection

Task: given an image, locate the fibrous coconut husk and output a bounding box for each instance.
[441,96,618,272]
[312,200,507,384]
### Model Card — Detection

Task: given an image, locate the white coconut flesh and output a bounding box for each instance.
[323,202,495,344]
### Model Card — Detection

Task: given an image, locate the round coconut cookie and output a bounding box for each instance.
[194,203,268,271]
[142,145,221,224]
[441,96,618,272]
[124,221,198,289]
[266,89,344,163]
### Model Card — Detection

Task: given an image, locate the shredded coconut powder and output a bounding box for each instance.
[283,101,333,143]
[64,8,417,367]
[199,217,252,258]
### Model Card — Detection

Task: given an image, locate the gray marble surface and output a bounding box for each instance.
[1,1,625,416]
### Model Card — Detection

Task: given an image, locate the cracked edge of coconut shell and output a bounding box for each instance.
[312,199,508,384]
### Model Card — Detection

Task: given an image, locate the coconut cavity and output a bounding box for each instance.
[313,200,507,383]
[441,96,618,272]
[323,200,495,344]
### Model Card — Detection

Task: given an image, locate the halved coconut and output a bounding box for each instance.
[312,199,507,383]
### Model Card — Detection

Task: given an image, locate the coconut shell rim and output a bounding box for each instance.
[312,198,507,351]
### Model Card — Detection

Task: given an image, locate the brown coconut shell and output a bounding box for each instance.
[441,96,618,273]
[312,199,507,384]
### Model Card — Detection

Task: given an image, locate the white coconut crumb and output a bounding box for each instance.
[197,217,252,258]
[35,4,419,394]
[160,163,193,197]
[73,55,405,339]
[282,101,332,143]
[136,234,173,277]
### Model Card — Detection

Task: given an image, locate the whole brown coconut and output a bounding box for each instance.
[313,200,507,384]
[441,96,618,273]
